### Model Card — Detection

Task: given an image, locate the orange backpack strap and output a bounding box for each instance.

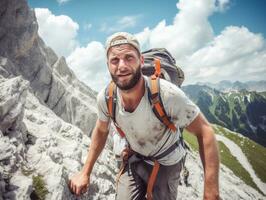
[154,58,161,77]
[147,59,177,132]
[146,160,160,200]
[105,81,126,138]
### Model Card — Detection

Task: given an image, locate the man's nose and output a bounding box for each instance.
[118,59,127,70]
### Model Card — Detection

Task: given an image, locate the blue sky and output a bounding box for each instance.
[28,0,266,91]
[28,0,266,45]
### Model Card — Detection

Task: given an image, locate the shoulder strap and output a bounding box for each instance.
[105,81,126,138]
[105,81,116,121]
[147,59,177,132]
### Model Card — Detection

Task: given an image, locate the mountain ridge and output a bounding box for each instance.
[195,80,266,92]
[183,84,266,147]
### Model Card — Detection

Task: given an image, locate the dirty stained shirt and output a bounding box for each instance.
[97,76,200,166]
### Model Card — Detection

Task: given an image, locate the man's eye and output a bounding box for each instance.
[110,58,119,64]
[125,55,134,61]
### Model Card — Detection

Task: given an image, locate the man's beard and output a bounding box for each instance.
[111,65,142,91]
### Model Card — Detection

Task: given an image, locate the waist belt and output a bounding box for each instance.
[117,140,180,200]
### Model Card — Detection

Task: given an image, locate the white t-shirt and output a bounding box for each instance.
[97,76,200,165]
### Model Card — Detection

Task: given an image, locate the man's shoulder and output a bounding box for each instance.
[97,87,107,103]
[143,76,186,102]
[159,78,185,97]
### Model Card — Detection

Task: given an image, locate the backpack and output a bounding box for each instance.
[142,48,184,87]
[105,48,185,137]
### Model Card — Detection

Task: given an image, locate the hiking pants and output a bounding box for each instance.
[116,160,182,200]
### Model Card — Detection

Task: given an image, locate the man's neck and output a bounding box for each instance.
[119,76,145,112]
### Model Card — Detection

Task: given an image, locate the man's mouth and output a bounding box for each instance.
[118,73,131,78]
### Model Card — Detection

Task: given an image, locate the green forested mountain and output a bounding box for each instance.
[182,85,266,146]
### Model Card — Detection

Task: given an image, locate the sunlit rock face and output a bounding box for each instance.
[0,0,97,136]
[0,75,117,200]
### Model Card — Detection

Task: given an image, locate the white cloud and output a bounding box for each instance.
[118,16,138,27]
[57,0,71,5]
[215,0,230,12]
[134,0,266,85]
[35,8,79,57]
[185,26,264,67]
[136,0,216,59]
[35,8,110,91]
[66,42,110,91]
[100,15,140,33]
[179,26,266,84]
[135,27,151,51]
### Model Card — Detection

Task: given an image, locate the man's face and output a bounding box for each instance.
[107,44,144,90]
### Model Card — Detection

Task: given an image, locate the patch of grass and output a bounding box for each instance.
[214,125,266,183]
[182,129,198,151]
[209,95,217,114]
[21,166,35,176]
[31,174,48,200]
[218,141,261,193]
[183,126,265,195]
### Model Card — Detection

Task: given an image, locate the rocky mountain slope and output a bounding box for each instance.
[0,0,97,136]
[183,85,266,147]
[0,75,117,199]
[0,0,265,199]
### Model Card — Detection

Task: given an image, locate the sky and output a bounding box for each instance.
[28,0,266,91]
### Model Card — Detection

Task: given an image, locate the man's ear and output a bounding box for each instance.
[140,55,144,67]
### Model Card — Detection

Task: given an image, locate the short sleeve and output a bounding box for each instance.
[96,88,110,122]
[160,79,200,129]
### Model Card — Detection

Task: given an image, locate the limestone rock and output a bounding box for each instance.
[0,76,28,134]
[0,0,97,135]
[0,75,117,200]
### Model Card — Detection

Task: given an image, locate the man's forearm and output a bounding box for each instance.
[81,126,109,176]
[197,125,220,199]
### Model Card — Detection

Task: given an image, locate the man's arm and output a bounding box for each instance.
[186,113,220,200]
[69,119,109,195]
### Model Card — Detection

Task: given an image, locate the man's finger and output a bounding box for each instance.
[68,180,72,190]
[70,182,75,194]
[69,181,73,192]
[76,187,81,196]
[73,185,77,195]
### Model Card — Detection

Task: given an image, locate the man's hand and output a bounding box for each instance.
[69,171,90,196]
[68,119,109,196]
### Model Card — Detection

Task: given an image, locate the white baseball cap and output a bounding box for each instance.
[105,32,140,55]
